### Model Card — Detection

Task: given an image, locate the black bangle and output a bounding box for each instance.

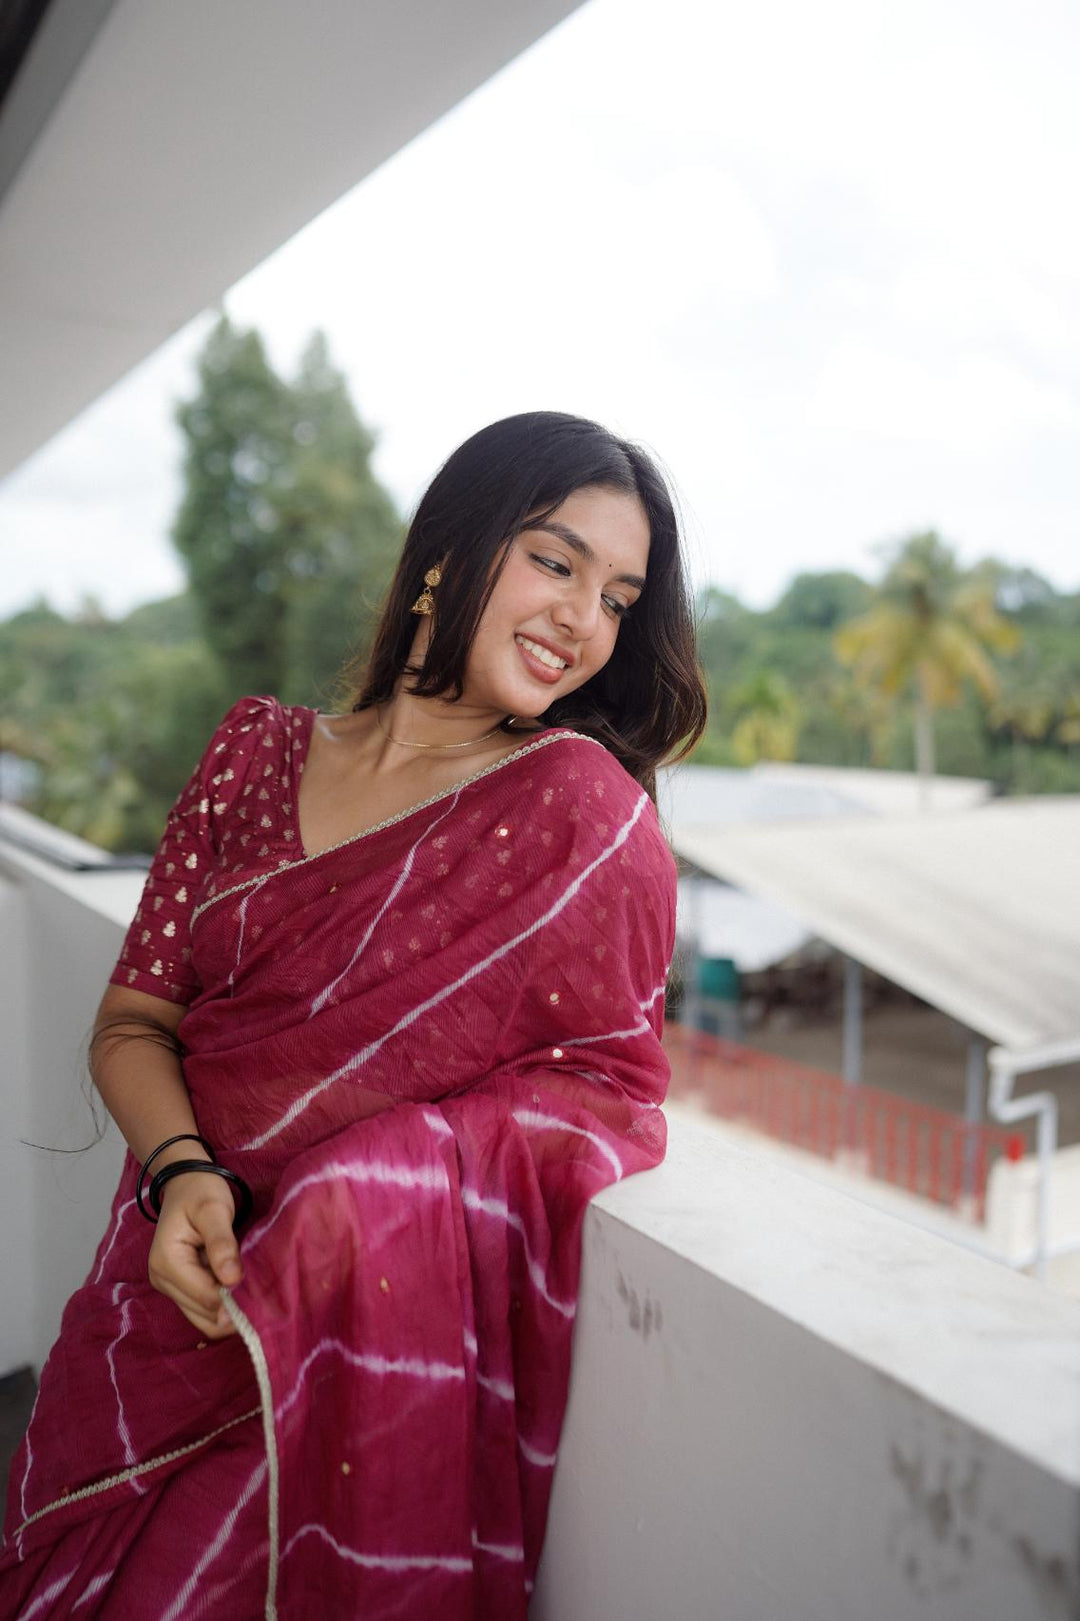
[147,1160,254,1232]
[136,1133,216,1223]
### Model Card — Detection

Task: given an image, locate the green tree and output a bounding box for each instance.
[728,669,801,764]
[276,332,401,703]
[834,533,1019,800]
[172,315,296,694]
[172,316,401,703]
[774,570,871,630]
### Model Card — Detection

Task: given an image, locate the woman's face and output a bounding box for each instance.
[459,484,651,720]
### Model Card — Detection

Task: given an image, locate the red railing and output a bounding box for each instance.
[663,1022,1025,1222]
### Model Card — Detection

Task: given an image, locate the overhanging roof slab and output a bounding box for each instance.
[671,798,1080,1054]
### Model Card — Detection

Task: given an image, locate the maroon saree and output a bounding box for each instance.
[1,697,675,1619]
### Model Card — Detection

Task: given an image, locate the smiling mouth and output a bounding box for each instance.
[515,634,571,673]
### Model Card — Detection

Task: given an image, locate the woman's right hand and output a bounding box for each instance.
[147,1171,244,1339]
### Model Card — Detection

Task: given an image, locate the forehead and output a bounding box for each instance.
[538,485,651,574]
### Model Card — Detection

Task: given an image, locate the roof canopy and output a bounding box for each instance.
[0,0,581,479]
[671,797,1080,1054]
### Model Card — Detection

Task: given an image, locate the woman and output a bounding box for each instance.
[1,411,706,1619]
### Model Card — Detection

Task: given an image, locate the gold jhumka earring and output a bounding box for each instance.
[410,565,442,615]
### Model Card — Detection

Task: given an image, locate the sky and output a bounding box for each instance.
[2,0,1078,619]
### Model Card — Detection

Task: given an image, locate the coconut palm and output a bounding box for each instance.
[834,533,1019,803]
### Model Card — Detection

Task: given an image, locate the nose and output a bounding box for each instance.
[553,578,602,642]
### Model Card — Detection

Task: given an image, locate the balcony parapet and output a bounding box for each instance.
[3,811,1078,1618]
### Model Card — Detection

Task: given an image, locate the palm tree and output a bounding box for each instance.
[834,533,1019,804]
[729,670,801,765]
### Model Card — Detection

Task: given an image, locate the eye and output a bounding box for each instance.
[602,595,632,619]
[529,552,571,577]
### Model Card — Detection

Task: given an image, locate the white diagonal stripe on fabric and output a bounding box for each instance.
[158,1457,268,1621]
[423,1109,456,1139]
[518,1435,558,1468]
[476,1371,515,1402]
[310,795,463,1017]
[560,1018,651,1047]
[191,1538,271,1616]
[17,1378,42,1528]
[106,1285,145,1494]
[92,1197,135,1284]
[243,1157,449,1255]
[471,1530,525,1562]
[461,1189,576,1319]
[639,977,668,1013]
[239,790,649,1150]
[19,1569,76,1620]
[229,874,272,995]
[511,1108,625,1180]
[275,1338,464,1423]
[190,730,593,925]
[282,1523,474,1574]
[72,1571,114,1610]
[10,1409,262,1540]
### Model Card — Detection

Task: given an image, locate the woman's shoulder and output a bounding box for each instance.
[511,726,647,809]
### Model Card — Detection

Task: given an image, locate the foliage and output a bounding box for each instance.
[5,318,403,850]
[172,316,401,704]
[728,670,801,764]
[5,324,1080,851]
[833,531,1020,785]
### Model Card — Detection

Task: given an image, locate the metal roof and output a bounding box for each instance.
[670,796,1080,1053]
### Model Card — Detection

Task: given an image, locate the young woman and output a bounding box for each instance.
[1,411,706,1619]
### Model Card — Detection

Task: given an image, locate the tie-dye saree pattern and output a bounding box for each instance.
[1,698,675,1619]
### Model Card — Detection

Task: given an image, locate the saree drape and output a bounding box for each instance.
[0,697,675,1619]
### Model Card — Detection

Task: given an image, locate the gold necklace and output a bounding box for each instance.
[374,705,511,751]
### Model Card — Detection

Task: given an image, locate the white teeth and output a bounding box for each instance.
[515,635,568,670]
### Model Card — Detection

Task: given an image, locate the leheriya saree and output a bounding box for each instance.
[1,697,675,1619]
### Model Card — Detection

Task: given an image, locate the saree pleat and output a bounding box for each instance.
[1,697,675,1619]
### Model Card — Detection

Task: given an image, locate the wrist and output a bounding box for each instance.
[136,1132,216,1223]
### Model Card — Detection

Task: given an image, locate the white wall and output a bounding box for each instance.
[4,823,1079,1619]
[535,1124,1080,1621]
[0,836,133,1372]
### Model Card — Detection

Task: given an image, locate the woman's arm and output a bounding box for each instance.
[91,984,241,1338]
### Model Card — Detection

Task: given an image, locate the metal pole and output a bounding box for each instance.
[841,955,863,1156]
[842,956,863,1085]
[962,1034,986,1205]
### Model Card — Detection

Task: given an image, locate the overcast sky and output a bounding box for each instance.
[2,0,1078,619]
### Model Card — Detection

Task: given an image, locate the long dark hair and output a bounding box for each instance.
[344,412,706,797]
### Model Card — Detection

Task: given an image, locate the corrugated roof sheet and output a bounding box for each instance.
[670,797,1080,1053]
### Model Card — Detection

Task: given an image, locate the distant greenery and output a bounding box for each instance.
[2,317,403,852]
[4,315,1079,851]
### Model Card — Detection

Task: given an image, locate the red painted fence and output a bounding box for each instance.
[663,1021,1025,1222]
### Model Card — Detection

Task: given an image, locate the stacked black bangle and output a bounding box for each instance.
[135,1133,253,1232]
[148,1161,254,1231]
[136,1133,215,1221]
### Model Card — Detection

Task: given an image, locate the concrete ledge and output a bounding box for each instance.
[5,824,1079,1618]
[536,1121,1080,1621]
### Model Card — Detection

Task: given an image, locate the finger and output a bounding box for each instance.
[150,1274,238,1339]
[192,1198,244,1288]
[149,1222,231,1319]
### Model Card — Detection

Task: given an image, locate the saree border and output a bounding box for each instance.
[190,727,603,926]
[221,1288,281,1620]
[8,1404,262,1541]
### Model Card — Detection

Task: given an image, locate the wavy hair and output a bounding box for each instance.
[343,412,706,798]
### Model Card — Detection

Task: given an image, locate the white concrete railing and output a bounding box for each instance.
[3,812,1079,1619]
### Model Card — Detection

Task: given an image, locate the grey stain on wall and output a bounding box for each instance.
[615,1271,662,1340]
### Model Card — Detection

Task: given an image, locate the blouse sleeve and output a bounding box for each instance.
[108,695,275,1005]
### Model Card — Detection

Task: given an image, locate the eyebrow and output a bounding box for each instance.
[528,520,647,591]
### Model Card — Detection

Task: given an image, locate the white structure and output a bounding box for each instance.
[671,796,1080,1278]
[3,812,1079,1620]
[3,7,1078,1611]
[0,0,584,477]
